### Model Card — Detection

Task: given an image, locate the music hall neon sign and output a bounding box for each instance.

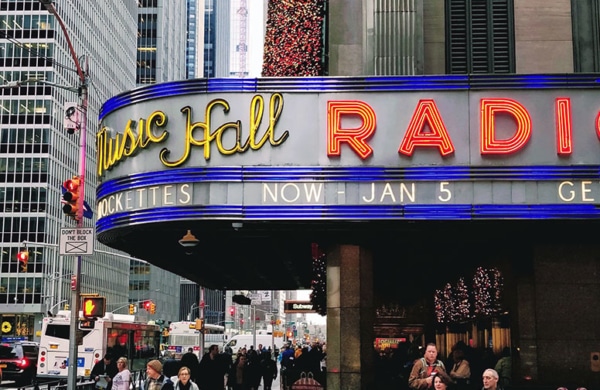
[97,94,596,177]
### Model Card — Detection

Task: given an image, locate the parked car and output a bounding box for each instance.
[0,341,38,385]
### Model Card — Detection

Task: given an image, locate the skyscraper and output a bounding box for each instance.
[0,0,188,340]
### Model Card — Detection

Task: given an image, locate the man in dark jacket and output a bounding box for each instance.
[180,347,200,383]
[90,353,118,390]
[198,344,228,389]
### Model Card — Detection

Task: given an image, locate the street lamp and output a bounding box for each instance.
[38,1,89,389]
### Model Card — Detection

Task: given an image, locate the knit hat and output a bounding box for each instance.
[146,359,162,373]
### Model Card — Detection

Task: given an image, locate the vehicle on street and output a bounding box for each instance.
[167,321,226,358]
[223,333,284,355]
[0,341,39,386]
[37,310,160,380]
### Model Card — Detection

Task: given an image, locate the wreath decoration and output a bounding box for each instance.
[1,321,12,333]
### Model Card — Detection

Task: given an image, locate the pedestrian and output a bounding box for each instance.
[173,366,199,390]
[259,351,277,390]
[482,368,502,390]
[90,353,119,390]
[434,372,453,390]
[449,344,471,390]
[180,347,200,383]
[494,347,512,388]
[142,359,174,390]
[408,343,448,390]
[111,357,131,390]
[198,344,228,390]
[226,354,248,390]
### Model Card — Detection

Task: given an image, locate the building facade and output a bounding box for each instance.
[0,0,137,342]
[95,1,600,390]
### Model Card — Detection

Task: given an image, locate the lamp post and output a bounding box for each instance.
[188,303,198,321]
[38,2,88,389]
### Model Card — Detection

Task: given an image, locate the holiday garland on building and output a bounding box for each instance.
[434,267,503,324]
[310,243,327,316]
[262,0,325,76]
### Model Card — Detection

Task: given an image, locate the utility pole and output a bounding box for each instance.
[38,2,88,389]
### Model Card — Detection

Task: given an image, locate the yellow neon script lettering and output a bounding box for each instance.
[96,111,168,177]
[97,94,288,176]
[160,93,289,165]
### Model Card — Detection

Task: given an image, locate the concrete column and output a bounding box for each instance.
[326,244,374,390]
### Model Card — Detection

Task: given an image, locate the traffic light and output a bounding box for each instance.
[229,306,235,317]
[150,302,156,314]
[16,249,29,272]
[144,300,152,311]
[62,176,81,219]
[128,304,135,315]
[82,296,106,319]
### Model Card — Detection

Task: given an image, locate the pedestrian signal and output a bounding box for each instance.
[195,318,204,330]
[16,250,29,272]
[129,304,135,315]
[62,176,81,219]
[82,296,105,319]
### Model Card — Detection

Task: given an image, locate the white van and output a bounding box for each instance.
[224,334,284,355]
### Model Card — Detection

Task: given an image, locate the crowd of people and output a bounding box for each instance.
[90,338,515,390]
[375,340,516,390]
[89,341,320,390]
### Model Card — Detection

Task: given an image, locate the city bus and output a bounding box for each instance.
[37,310,160,379]
[167,321,226,358]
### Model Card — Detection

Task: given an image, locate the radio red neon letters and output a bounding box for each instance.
[326,97,581,158]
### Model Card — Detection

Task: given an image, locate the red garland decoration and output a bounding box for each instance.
[262,0,325,76]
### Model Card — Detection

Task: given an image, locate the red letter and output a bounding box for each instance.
[327,100,376,159]
[398,99,455,156]
[480,98,531,154]
[555,98,572,155]
[596,111,600,141]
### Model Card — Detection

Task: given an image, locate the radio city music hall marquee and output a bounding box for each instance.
[95,76,600,229]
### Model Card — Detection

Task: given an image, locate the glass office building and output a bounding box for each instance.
[0,0,150,341]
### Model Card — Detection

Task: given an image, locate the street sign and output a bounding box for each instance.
[258,290,271,301]
[249,293,261,305]
[60,227,94,256]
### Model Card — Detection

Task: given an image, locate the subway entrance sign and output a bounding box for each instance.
[284,300,317,313]
[60,227,94,256]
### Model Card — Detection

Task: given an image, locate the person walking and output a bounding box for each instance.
[198,344,228,390]
[181,347,200,384]
[90,353,119,390]
[482,368,502,390]
[434,372,453,390]
[259,351,277,390]
[142,359,174,390]
[111,357,131,390]
[449,344,471,390]
[173,366,200,390]
[408,343,448,390]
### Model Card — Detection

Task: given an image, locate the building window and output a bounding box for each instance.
[572,0,600,72]
[445,0,515,73]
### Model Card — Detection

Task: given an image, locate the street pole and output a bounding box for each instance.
[253,305,257,349]
[38,2,88,389]
[199,287,205,354]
